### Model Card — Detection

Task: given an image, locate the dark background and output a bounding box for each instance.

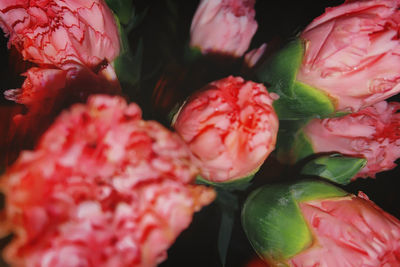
[1,1,399,267]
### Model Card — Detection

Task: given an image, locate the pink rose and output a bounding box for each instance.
[173,76,279,183]
[0,0,120,69]
[190,0,258,57]
[303,101,400,179]
[290,192,400,266]
[0,95,215,266]
[297,0,400,112]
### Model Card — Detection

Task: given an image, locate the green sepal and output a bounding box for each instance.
[196,171,256,191]
[257,39,303,98]
[273,81,335,119]
[290,130,314,162]
[275,120,314,164]
[301,154,367,185]
[289,180,348,202]
[241,180,347,264]
[256,38,335,119]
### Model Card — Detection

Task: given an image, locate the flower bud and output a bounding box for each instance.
[173,76,279,183]
[297,0,400,113]
[0,0,120,69]
[242,180,400,266]
[190,0,258,57]
[303,101,400,179]
[256,0,400,118]
[1,95,215,267]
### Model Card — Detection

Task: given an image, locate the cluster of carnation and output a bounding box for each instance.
[0,0,120,68]
[1,95,215,266]
[242,181,400,267]
[0,0,122,162]
[1,0,400,266]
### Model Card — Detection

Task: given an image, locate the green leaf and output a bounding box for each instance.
[241,180,348,264]
[301,154,367,185]
[105,0,133,25]
[126,7,148,32]
[113,38,143,86]
[216,190,239,267]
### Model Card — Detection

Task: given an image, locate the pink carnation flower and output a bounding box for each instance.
[303,101,400,179]
[290,192,400,266]
[1,95,215,267]
[3,64,121,166]
[297,0,400,112]
[190,0,258,57]
[0,0,120,69]
[242,180,400,267]
[0,0,122,163]
[173,76,279,183]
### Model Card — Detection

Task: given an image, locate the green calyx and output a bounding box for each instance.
[301,154,367,185]
[241,180,348,264]
[196,170,257,191]
[256,38,335,119]
[276,119,314,164]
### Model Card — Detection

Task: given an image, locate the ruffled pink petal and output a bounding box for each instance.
[0,0,120,69]
[290,193,400,266]
[297,0,400,112]
[173,76,278,182]
[1,95,215,267]
[304,101,400,179]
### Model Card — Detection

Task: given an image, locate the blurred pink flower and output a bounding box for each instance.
[3,64,121,166]
[1,95,215,267]
[0,0,123,164]
[290,191,400,266]
[0,0,120,69]
[297,0,400,112]
[173,76,278,183]
[303,101,400,179]
[190,0,258,57]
